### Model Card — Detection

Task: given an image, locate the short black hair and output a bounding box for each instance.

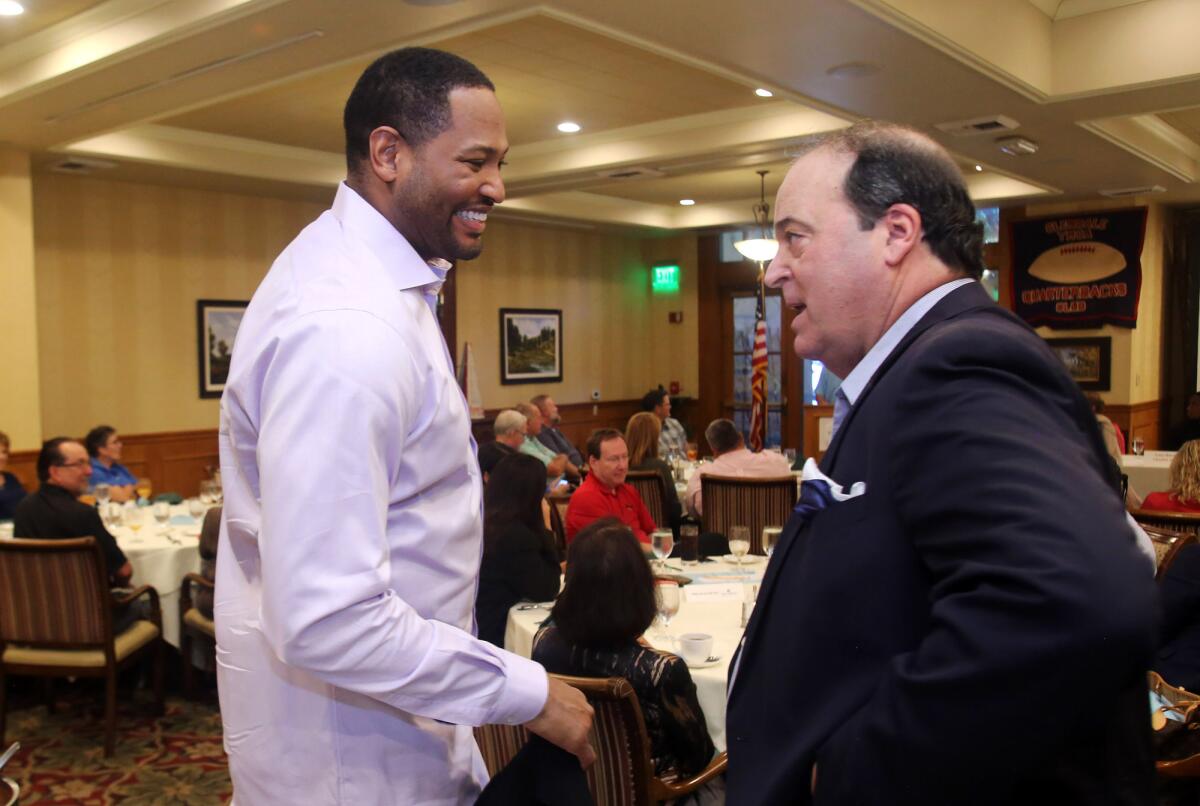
[484,453,548,546]
[704,418,743,455]
[586,428,624,461]
[550,518,657,647]
[804,121,984,278]
[343,47,494,174]
[641,389,667,412]
[84,425,116,458]
[37,437,76,483]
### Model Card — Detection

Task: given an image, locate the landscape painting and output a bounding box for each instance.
[198,299,248,398]
[500,308,562,385]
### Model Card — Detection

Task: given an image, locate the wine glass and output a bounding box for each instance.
[199,480,215,505]
[729,525,751,568]
[126,508,143,533]
[188,497,205,519]
[152,501,171,533]
[135,477,153,503]
[210,476,223,505]
[762,526,783,558]
[655,580,681,641]
[651,529,674,571]
[93,483,111,508]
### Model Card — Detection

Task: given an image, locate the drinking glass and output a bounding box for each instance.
[135,478,153,502]
[762,526,783,558]
[153,501,171,533]
[1131,437,1145,456]
[729,526,751,568]
[210,476,223,505]
[126,508,143,533]
[655,580,681,641]
[686,442,698,462]
[93,483,111,507]
[107,502,124,528]
[651,529,674,571]
[783,448,797,466]
[199,480,215,505]
[188,497,206,519]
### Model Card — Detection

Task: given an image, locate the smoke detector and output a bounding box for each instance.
[934,115,1020,137]
[995,136,1039,156]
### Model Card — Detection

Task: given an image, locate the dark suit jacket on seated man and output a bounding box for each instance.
[726,121,1158,805]
[14,437,131,586]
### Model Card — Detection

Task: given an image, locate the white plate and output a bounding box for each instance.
[721,554,764,565]
[685,655,722,669]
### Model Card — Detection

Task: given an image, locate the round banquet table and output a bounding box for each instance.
[1121,451,1175,500]
[110,503,207,648]
[504,556,767,752]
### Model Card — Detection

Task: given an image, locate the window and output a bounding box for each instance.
[731,294,782,447]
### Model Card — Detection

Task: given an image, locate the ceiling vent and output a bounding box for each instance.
[934,115,1020,137]
[1099,185,1166,198]
[50,157,117,175]
[595,166,665,180]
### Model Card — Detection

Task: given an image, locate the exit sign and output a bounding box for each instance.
[652,263,680,293]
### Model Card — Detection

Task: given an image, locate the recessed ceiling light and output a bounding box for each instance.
[825,61,881,80]
[0,1,25,15]
[679,199,696,206]
[754,88,773,98]
[974,165,983,172]
[557,121,581,134]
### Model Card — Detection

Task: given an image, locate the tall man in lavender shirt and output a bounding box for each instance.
[215,48,592,805]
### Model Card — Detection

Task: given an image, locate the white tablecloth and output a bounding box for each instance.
[505,557,766,752]
[1121,451,1175,501]
[112,504,204,647]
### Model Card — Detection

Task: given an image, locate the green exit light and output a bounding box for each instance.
[652,263,680,293]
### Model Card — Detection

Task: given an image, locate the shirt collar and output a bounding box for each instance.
[839,277,975,407]
[331,182,453,294]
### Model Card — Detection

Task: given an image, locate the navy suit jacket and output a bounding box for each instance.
[726,282,1157,805]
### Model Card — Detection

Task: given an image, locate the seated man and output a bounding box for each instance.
[85,424,137,502]
[514,403,575,481]
[565,428,655,545]
[642,388,687,458]
[531,394,583,467]
[686,418,793,517]
[14,437,148,631]
[478,409,523,482]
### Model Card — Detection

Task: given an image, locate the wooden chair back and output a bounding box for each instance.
[474,722,531,778]
[1144,526,1196,580]
[625,470,668,529]
[1132,508,1200,537]
[547,492,570,555]
[0,537,112,649]
[700,474,796,554]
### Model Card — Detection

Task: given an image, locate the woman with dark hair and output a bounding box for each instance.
[625,412,683,532]
[475,453,562,647]
[533,518,715,779]
[0,430,27,520]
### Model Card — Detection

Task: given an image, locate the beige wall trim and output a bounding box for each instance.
[1078,116,1198,182]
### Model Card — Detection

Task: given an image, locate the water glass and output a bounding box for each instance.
[1131,437,1145,456]
[655,580,681,640]
[199,480,215,505]
[188,497,206,519]
[651,529,674,571]
[153,501,171,530]
[762,526,783,558]
[783,448,797,465]
[93,483,111,506]
[729,525,751,567]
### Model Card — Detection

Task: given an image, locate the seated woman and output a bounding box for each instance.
[0,430,27,521]
[533,518,715,778]
[1155,542,1200,692]
[625,412,683,533]
[475,453,562,647]
[1143,440,1200,513]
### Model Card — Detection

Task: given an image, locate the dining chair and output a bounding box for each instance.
[0,537,164,756]
[625,470,669,530]
[1143,526,1196,581]
[699,474,796,554]
[1132,508,1200,538]
[179,573,215,698]
[477,674,727,805]
[547,492,570,556]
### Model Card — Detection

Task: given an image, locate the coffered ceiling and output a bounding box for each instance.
[3,0,1200,231]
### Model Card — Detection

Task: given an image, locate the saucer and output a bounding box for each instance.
[721,554,764,565]
[685,655,722,669]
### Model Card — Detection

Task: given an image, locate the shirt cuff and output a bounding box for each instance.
[491,651,549,725]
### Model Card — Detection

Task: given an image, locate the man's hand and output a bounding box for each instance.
[547,455,568,477]
[524,677,596,767]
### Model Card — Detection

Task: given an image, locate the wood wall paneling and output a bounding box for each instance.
[470,399,645,457]
[1107,401,1161,452]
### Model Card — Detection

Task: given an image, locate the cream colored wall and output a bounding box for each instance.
[0,148,42,450]
[1025,198,1165,406]
[33,174,326,436]
[456,220,699,409]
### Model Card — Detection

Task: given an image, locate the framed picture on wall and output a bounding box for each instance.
[197,299,249,399]
[1044,336,1111,391]
[500,308,562,385]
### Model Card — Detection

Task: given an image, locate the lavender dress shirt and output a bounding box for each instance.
[216,183,547,805]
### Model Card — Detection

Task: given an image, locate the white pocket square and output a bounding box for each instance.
[800,458,867,502]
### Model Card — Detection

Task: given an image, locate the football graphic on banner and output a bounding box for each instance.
[1028,241,1126,283]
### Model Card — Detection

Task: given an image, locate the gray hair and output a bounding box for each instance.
[494,409,527,438]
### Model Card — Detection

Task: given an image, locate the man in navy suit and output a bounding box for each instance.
[726,122,1158,805]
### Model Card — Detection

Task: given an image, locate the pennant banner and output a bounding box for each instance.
[1010,208,1146,329]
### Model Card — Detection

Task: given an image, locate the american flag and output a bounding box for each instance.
[748,278,768,452]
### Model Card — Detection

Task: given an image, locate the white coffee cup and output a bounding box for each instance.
[677,632,714,666]
[0,522,13,541]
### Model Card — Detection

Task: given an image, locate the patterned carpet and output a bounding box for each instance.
[3,686,230,805]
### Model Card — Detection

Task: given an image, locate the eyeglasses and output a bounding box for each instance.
[56,460,90,469]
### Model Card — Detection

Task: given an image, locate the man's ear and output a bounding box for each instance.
[366,126,411,184]
[881,203,921,267]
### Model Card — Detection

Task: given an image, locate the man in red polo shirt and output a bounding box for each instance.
[565,428,655,545]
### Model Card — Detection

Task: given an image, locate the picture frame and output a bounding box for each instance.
[500,308,562,385]
[1045,336,1111,391]
[197,299,249,399]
